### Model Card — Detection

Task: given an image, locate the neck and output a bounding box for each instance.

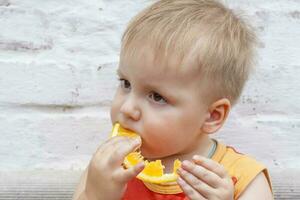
[152,135,214,173]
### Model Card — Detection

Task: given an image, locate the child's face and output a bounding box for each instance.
[110,49,210,159]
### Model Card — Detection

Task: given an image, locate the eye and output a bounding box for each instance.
[149,92,167,104]
[119,78,131,91]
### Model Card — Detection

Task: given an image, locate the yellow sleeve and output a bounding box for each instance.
[228,156,272,199]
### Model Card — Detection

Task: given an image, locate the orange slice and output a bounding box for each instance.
[111,123,181,184]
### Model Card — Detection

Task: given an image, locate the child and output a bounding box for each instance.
[73,0,273,199]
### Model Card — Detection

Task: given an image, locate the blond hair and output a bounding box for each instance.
[121,0,258,106]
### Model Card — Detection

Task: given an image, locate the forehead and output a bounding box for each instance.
[119,42,201,82]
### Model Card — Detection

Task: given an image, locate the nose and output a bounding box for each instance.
[120,94,141,121]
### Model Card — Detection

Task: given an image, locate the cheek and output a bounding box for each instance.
[141,111,188,155]
[142,124,186,157]
[110,104,117,124]
[110,91,122,124]
[141,107,203,157]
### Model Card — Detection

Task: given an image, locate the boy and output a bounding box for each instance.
[73,0,273,199]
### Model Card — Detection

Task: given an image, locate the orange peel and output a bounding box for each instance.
[111,123,181,184]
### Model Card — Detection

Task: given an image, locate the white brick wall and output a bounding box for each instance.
[0,0,299,171]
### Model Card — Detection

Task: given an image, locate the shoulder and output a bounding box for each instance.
[237,171,274,199]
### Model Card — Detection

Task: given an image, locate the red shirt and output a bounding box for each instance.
[123,178,188,200]
[122,141,271,200]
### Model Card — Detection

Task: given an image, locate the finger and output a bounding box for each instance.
[181,160,221,188]
[89,137,141,179]
[96,136,126,155]
[192,155,228,179]
[178,168,214,199]
[107,136,142,166]
[92,137,121,165]
[177,176,206,200]
[113,162,145,183]
[90,137,124,165]
[97,136,139,157]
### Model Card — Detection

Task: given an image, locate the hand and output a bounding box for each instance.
[84,136,144,200]
[177,155,234,200]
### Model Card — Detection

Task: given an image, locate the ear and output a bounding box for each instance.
[201,98,231,134]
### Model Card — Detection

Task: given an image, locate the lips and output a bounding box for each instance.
[121,125,135,133]
[116,121,138,135]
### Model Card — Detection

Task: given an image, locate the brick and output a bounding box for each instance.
[0,110,111,169]
[0,61,118,106]
[0,0,299,171]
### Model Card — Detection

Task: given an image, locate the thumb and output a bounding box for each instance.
[114,162,145,184]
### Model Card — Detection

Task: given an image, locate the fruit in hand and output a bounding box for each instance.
[111,123,181,184]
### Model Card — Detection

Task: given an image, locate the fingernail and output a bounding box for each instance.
[177,177,184,185]
[193,155,201,160]
[182,160,190,167]
[136,162,144,169]
[133,137,141,144]
[178,168,187,175]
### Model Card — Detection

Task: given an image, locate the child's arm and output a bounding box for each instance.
[72,137,144,200]
[237,172,273,200]
[72,167,88,200]
[177,156,273,200]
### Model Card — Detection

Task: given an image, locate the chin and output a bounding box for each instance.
[140,146,157,159]
[140,146,170,160]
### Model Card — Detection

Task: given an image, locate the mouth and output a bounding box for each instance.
[113,122,143,152]
[116,121,138,135]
